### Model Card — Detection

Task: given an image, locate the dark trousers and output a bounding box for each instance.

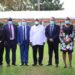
[0,43,4,65]
[32,45,44,65]
[48,42,59,65]
[20,41,29,64]
[5,40,17,64]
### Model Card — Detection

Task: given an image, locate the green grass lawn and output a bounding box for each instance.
[0,43,75,75]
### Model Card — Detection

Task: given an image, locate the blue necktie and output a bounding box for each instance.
[24,26,25,41]
[50,25,54,36]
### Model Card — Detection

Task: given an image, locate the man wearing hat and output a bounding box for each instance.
[3,18,17,66]
[17,19,30,66]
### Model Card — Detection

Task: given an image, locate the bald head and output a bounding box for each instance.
[50,17,56,25]
[65,17,70,21]
[50,17,55,21]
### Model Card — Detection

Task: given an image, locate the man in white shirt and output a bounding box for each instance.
[30,19,46,66]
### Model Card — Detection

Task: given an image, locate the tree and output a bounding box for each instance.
[30,0,64,10]
[0,0,14,11]
[0,0,64,11]
[0,0,32,11]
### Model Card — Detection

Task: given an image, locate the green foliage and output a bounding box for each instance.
[30,0,64,10]
[0,0,64,11]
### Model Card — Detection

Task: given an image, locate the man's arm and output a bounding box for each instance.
[30,27,33,46]
[45,26,49,39]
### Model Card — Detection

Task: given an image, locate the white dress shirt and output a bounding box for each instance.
[9,25,15,40]
[30,24,46,46]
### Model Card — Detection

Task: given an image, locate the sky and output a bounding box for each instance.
[61,0,75,10]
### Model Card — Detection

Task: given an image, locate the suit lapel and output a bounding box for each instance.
[7,25,11,36]
[21,26,23,36]
[49,25,51,33]
[53,25,56,34]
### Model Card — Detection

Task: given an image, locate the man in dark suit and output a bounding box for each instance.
[45,17,60,67]
[17,19,30,66]
[3,18,17,66]
[0,25,5,65]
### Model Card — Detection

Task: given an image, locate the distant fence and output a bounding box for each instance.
[0,18,75,26]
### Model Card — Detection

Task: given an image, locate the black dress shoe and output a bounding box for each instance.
[46,64,52,66]
[0,63,3,66]
[20,63,24,66]
[64,65,67,68]
[25,63,28,66]
[56,64,58,67]
[20,64,23,66]
[12,64,17,66]
[32,64,37,66]
[39,64,43,66]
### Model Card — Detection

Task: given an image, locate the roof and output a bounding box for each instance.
[0,10,75,19]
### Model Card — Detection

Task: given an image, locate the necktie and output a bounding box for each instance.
[50,25,54,36]
[10,25,12,37]
[24,26,25,41]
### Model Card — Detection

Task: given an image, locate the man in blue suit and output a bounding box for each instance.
[17,19,30,66]
[3,18,17,66]
[45,17,60,67]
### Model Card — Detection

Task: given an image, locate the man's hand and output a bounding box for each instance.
[4,41,8,46]
[18,43,20,46]
[49,38,54,42]
[43,42,45,45]
[0,41,2,43]
[30,42,32,46]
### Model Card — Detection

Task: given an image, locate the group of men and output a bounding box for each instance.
[0,17,60,67]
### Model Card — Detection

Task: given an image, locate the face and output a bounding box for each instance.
[50,17,55,25]
[21,19,26,25]
[50,21,55,25]
[35,21,39,26]
[8,21,13,25]
[18,22,21,26]
[65,20,71,25]
[22,22,26,25]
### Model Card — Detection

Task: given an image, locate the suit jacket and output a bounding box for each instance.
[17,25,30,45]
[45,24,60,43]
[3,24,17,45]
[0,28,5,47]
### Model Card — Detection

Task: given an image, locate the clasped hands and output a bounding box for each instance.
[49,38,54,42]
[64,37,71,43]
